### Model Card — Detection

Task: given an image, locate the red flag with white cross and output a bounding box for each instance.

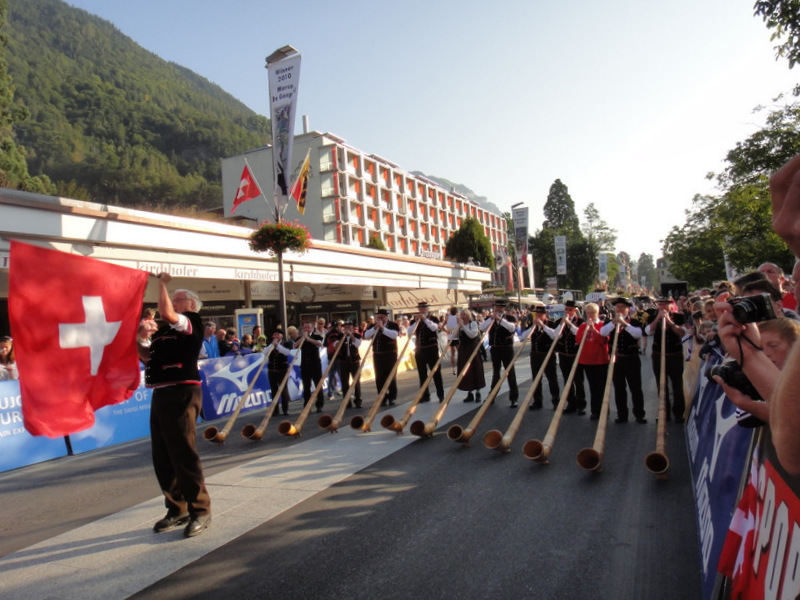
[8,241,149,437]
[231,163,263,214]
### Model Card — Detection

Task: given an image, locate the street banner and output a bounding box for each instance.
[598,252,608,283]
[554,235,567,275]
[266,48,301,217]
[512,206,529,267]
[527,254,535,291]
[686,354,756,600]
[9,242,148,437]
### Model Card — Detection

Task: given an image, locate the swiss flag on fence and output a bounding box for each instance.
[231,164,262,214]
[8,241,149,437]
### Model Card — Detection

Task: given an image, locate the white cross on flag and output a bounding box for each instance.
[8,241,149,437]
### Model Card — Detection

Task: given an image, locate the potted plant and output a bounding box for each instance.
[249,220,312,257]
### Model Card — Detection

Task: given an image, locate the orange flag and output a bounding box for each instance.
[289,150,311,215]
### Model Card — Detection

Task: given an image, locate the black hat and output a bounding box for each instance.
[613,297,633,307]
[376,308,390,316]
[533,305,547,314]
[271,327,284,337]
[343,319,354,326]
[417,301,429,309]
[655,296,673,304]
[564,299,577,308]
[493,299,507,307]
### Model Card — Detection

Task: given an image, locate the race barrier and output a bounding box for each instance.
[0,343,407,473]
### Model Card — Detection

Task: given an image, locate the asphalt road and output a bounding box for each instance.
[0,349,702,600]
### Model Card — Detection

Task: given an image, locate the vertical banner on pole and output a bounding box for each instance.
[554,235,567,276]
[266,47,302,217]
[512,206,529,268]
[598,252,608,284]
[527,254,535,291]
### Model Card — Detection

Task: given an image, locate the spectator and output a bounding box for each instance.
[240,333,254,350]
[758,261,797,311]
[200,321,219,359]
[741,278,800,320]
[0,335,17,381]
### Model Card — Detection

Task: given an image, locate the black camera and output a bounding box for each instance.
[707,360,761,400]
[727,293,776,324]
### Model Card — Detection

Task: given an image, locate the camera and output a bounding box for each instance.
[707,360,761,400]
[727,293,776,324]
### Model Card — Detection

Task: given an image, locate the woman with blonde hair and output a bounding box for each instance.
[454,310,485,402]
[574,303,609,419]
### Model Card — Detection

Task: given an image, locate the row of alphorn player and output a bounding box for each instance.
[203,298,672,476]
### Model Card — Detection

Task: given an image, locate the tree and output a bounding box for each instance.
[444,217,493,268]
[367,234,387,251]
[636,253,657,291]
[754,0,800,68]
[543,179,580,234]
[0,0,54,193]
[582,202,617,252]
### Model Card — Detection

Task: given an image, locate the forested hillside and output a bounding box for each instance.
[4,0,270,209]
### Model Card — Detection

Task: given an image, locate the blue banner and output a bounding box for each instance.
[199,353,303,421]
[0,380,68,472]
[686,353,754,600]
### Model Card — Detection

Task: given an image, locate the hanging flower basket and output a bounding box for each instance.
[249,220,312,257]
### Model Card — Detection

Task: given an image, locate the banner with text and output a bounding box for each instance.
[512,206,529,268]
[267,48,301,216]
[554,235,567,275]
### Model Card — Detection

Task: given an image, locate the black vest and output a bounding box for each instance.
[145,311,203,387]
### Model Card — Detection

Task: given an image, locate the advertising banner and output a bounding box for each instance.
[598,252,608,283]
[554,235,567,275]
[512,206,529,267]
[266,48,301,216]
[686,354,755,600]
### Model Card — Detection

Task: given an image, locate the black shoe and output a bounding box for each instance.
[577,410,587,416]
[420,396,431,403]
[510,401,518,408]
[388,399,396,406]
[354,399,362,408]
[381,400,388,407]
[463,393,474,403]
[153,512,190,533]
[475,393,482,403]
[590,414,599,420]
[614,417,628,424]
[564,406,577,414]
[316,407,322,413]
[636,417,647,424]
[438,396,444,403]
[184,515,211,538]
[529,402,542,410]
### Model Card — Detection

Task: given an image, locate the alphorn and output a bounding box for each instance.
[350,333,413,432]
[318,337,375,433]
[576,323,621,472]
[523,330,589,463]
[203,346,274,444]
[447,329,532,446]
[242,339,304,441]
[278,337,344,437]
[409,322,493,438]
[483,322,564,453]
[382,343,448,434]
[644,317,670,477]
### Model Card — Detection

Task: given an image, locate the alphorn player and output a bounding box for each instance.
[455,309,486,402]
[644,297,687,423]
[296,321,324,413]
[363,308,400,406]
[338,320,363,408]
[480,299,519,407]
[407,301,445,403]
[268,326,294,416]
[557,299,587,415]
[600,297,647,424]
[574,302,610,420]
[520,302,560,410]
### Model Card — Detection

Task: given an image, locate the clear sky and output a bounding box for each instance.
[64,0,798,261]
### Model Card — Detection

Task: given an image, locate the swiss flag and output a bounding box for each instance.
[8,241,149,437]
[231,164,262,214]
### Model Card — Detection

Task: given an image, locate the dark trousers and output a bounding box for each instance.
[326,358,340,396]
[373,352,398,403]
[339,360,361,404]
[582,363,608,417]
[302,361,323,408]
[268,369,291,415]
[530,351,559,407]
[558,353,586,411]
[651,352,685,420]
[416,345,444,401]
[613,353,645,420]
[490,345,518,402]
[150,384,210,518]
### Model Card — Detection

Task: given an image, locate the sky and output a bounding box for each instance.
[63,0,799,261]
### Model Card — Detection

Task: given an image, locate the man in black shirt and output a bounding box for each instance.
[364,308,400,406]
[480,299,519,407]
[645,297,687,423]
[137,273,211,538]
[600,297,646,424]
[408,302,444,403]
